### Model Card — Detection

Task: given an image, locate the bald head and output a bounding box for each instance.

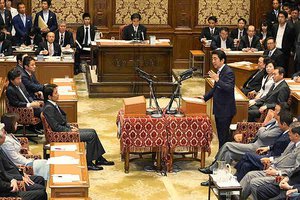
[247,25,255,37]
[46,32,55,43]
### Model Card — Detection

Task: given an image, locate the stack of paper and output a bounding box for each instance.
[47,156,79,165]
[51,145,77,151]
[57,86,75,95]
[52,78,73,83]
[52,174,80,183]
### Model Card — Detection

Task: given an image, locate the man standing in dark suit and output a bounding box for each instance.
[248,67,290,122]
[74,12,96,74]
[263,37,285,67]
[6,68,42,118]
[266,0,281,28]
[238,25,262,51]
[0,129,47,200]
[0,32,12,56]
[43,84,114,171]
[0,0,12,34]
[54,21,74,48]
[33,0,58,37]
[199,16,220,45]
[21,56,44,100]
[12,2,32,45]
[230,18,247,48]
[123,13,147,41]
[211,27,234,50]
[241,56,266,95]
[272,10,295,70]
[35,32,61,56]
[199,50,236,149]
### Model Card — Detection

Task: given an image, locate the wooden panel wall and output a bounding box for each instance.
[21,0,271,69]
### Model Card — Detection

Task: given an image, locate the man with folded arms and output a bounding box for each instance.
[43,84,114,170]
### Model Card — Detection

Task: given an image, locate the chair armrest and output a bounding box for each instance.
[23,154,42,160]
[20,148,28,154]
[69,123,78,128]
[18,165,34,175]
[18,137,29,150]
[47,131,80,143]
[234,122,263,144]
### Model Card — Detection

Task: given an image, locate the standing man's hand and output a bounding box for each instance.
[208,70,219,82]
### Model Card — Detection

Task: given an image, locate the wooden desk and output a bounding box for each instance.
[0,77,7,117]
[50,198,91,200]
[49,142,89,198]
[205,78,249,123]
[228,62,258,89]
[51,78,78,122]
[0,57,74,84]
[202,46,263,74]
[285,79,300,117]
[90,40,174,97]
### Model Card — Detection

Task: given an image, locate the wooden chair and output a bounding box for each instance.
[233,122,263,144]
[119,24,128,40]
[40,112,80,159]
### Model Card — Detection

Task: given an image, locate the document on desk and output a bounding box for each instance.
[57,86,72,93]
[47,156,79,165]
[289,85,300,90]
[53,78,73,83]
[51,145,77,151]
[52,174,80,183]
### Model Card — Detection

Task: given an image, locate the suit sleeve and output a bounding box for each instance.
[33,13,40,32]
[49,13,58,32]
[264,86,290,109]
[43,106,72,132]
[35,42,44,55]
[214,69,235,92]
[257,126,281,141]
[12,17,26,37]
[69,32,75,48]
[0,178,12,193]
[238,38,245,50]
[3,41,12,56]
[204,87,216,102]
[6,88,27,108]
[254,39,262,51]
[211,37,218,50]
[76,28,83,47]
[22,76,43,94]
[199,29,206,41]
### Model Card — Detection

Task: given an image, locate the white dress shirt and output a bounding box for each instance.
[42,10,49,23]
[220,37,227,49]
[84,25,91,45]
[276,23,287,49]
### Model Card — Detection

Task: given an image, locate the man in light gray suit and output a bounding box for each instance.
[240,121,300,200]
[199,110,289,177]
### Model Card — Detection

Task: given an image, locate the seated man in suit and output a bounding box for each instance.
[74,12,96,74]
[235,107,292,181]
[230,18,247,47]
[0,126,47,199]
[263,37,285,67]
[210,27,234,50]
[199,16,220,45]
[256,164,300,200]
[240,121,300,200]
[33,0,57,38]
[43,84,115,170]
[0,32,12,56]
[123,13,147,41]
[54,20,74,48]
[248,67,290,122]
[199,109,286,184]
[12,2,32,45]
[15,53,28,72]
[21,56,44,99]
[36,32,61,56]
[6,68,42,120]
[25,28,43,47]
[241,56,266,96]
[238,25,262,51]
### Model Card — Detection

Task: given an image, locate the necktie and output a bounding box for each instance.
[270,83,276,91]
[249,38,252,47]
[84,27,89,46]
[60,33,64,46]
[17,86,30,103]
[268,50,272,57]
[210,29,214,36]
[239,31,243,39]
[48,43,53,56]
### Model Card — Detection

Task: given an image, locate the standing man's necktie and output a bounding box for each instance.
[210,29,214,36]
[268,50,272,57]
[84,27,89,46]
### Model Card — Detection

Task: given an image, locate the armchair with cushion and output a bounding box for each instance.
[40,112,80,158]
[233,122,263,144]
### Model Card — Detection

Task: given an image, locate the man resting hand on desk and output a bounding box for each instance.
[42,84,114,171]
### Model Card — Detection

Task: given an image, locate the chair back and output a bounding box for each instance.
[40,112,80,143]
[119,24,128,40]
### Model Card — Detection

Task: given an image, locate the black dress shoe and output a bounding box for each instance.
[96,158,115,166]
[198,167,213,174]
[87,163,103,171]
[200,180,209,186]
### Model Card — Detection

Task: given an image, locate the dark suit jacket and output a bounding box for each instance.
[287,165,300,187]
[269,131,290,157]
[0,149,23,181]
[123,24,147,41]
[230,28,247,39]
[266,9,279,27]
[43,101,71,132]
[0,10,12,32]
[255,80,290,109]
[211,35,234,50]
[35,41,61,56]
[238,35,262,50]
[24,34,43,46]
[54,30,75,47]
[204,65,236,117]
[242,69,266,95]
[263,48,285,67]
[33,10,58,33]
[0,40,12,56]
[12,14,32,44]
[272,23,295,54]
[21,69,44,99]
[199,27,220,41]
[76,25,96,47]
[6,82,33,107]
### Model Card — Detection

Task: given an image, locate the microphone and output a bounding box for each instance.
[136,67,157,79]
[179,67,197,77]
[141,32,144,41]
